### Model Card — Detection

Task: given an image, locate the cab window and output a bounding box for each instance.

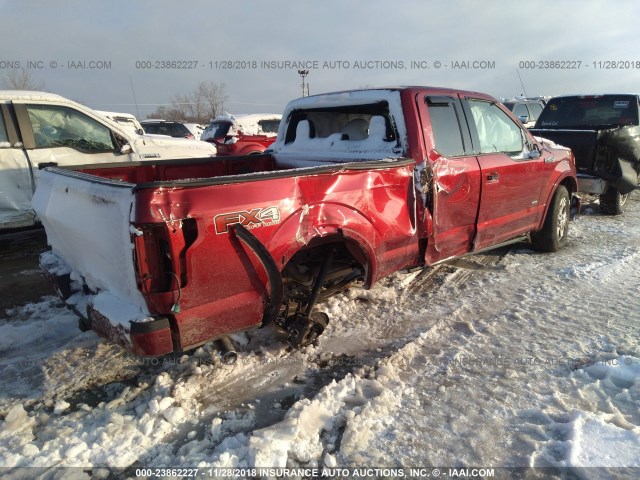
[258,119,280,134]
[512,103,529,121]
[529,103,544,121]
[468,100,523,155]
[26,105,115,152]
[426,97,466,157]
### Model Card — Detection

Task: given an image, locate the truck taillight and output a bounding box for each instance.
[133,219,198,295]
[133,224,174,293]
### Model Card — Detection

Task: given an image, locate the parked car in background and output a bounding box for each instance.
[530,94,640,214]
[183,123,206,141]
[501,97,547,128]
[0,91,216,230]
[96,111,143,135]
[141,119,195,139]
[201,113,281,155]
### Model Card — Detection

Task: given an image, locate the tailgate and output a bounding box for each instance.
[32,168,150,321]
[530,128,598,172]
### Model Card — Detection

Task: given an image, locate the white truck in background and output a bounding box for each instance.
[0,91,217,230]
[95,110,144,135]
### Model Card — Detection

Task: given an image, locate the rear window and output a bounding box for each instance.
[536,95,639,129]
[259,119,280,134]
[284,102,397,144]
[143,122,189,137]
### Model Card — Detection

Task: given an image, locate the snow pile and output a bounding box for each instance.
[205,367,405,469]
[568,411,640,467]
[566,357,640,468]
[528,356,640,470]
[0,368,196,468]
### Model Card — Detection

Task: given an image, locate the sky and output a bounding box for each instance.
[1,0,639,118]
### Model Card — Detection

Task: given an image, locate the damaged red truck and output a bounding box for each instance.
[34,87,578,356]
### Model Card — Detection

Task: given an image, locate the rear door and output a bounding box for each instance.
[462,98,547,250]
[419,95,481,262]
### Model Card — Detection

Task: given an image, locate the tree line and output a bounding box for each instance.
[146,81,228,124]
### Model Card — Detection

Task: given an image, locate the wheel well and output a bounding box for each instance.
[560,176,577,195]
[279,236,368,322]
[282,236,368,287]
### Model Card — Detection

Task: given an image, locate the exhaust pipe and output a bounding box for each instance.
[216,336,237,365]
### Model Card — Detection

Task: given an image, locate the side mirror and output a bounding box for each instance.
[525,143,541,159]
[518,115,529,123]
[120,144,133,155]
[136,128,145,136]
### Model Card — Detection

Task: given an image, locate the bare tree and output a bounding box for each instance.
[197,81,228,121]
[1,68,45,90]
[170,93,192,121]
[146,81,227,123]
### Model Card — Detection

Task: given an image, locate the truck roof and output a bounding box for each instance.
[546,93,639,100]
[0,90,70,102]
[299,85,494,99]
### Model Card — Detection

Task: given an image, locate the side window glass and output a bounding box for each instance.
[512,103,529,120]
[468,100,523,155]
[0,110,8,143]
[529,103,544,121]
[26,105,115,152]
[426,97,465,157]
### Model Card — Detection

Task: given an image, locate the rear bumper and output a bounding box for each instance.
[41,252,175,357]
[577,175,608,195]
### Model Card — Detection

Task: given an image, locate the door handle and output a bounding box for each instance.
[486,172,499,182]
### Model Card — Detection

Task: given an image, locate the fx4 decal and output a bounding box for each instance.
[214,206,281,234]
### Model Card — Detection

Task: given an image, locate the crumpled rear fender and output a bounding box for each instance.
[265,203,379,286]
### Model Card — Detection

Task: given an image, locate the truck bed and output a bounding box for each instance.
[34,153,418,355]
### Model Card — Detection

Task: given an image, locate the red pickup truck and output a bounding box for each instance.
[34,87,578,356]
[201,114,281,155]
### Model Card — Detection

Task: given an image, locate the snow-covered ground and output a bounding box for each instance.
[1,195,639,478]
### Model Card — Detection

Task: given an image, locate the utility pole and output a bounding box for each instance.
[298,69,309,97]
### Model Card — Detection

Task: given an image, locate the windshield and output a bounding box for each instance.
[536,95,639,129]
